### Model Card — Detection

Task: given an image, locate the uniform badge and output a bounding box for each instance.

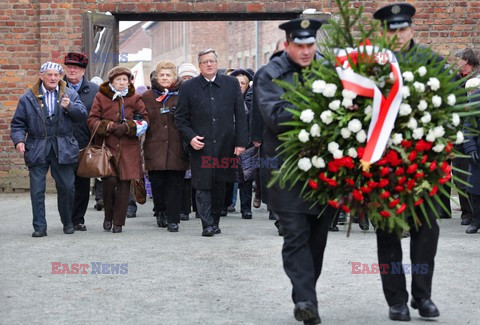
[391,5,401,14]
[300,19,310,29]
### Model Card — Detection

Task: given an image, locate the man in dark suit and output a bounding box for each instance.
[373,3,441,321]
[11,62,87,237]
[253,18,332,325]
[175,49,248,236]
[64,52,99,231]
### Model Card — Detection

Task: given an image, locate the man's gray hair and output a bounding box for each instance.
[455,48,479,67]
[197,49,218,63]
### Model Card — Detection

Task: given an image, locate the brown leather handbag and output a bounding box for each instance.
[132,178,146,204]
[77,122,114,178]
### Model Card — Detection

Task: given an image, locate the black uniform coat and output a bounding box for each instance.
[464,89,480,195]
[254,51,324,215]
[175,73,248,190]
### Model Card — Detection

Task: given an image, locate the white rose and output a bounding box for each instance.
[407,117,418,130]
[432,143,445,152]
[402,71,414,82]
[348,148,358,158]
[452,113,460,126]
[342,89,357,99]
[298,157,312,171]
[466,77,480,89]
[312,80,327,93]
[320,110,333,125]
[413,81,425,93]
[332,150,343,159]
[399,103,412,116]
[364,105,372,115]
[433,126,445,138]
[310,123,321,137]
[340,127,351,139]
[342,97,353,108]
[417,100,428,111]
[417,66,427,77]
[421,112,432,124]
[347,119,362,133]
[328,141,340,153]
[329,100,341,111]
[455,131,464,144]
[392,133,403,145]
[426,130,436,142]
[412,127,424,140]
[311,155,325,168]
[300,109,315,123]
[356,130,367,143]
[432,95,442,108]
[447,94,456,106]
[402,86,411,99]
[298,129,310,143]
[427,77,441,91]
[322,83,337,98]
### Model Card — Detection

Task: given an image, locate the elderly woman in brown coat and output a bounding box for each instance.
[88,66,149,233]
[142,60,189,232]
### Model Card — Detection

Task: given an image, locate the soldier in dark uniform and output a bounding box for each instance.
[254,18,334,325]
[373,3,441,321]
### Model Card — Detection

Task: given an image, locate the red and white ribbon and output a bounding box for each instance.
[335,45,403,165]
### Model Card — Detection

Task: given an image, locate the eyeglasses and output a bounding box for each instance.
[199,59,217,65]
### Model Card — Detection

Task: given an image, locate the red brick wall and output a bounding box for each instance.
[1,0,479,191]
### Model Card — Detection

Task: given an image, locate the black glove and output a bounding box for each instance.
[470,151,479,165]
[111,123,128,137]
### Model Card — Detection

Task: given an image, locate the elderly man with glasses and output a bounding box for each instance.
[175,49,248,236]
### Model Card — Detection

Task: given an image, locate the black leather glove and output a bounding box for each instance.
[470,151,479,165]
[111,123,128,137]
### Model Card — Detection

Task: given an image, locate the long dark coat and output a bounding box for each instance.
[464,89,480,195]
[10,79,87,166]
[175,73,248,190]
[142,78,189,171]
[87,82,149,180]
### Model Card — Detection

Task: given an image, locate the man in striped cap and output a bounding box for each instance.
[10,61,87,237]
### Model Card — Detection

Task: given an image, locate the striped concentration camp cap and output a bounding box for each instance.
[40,61,64,74]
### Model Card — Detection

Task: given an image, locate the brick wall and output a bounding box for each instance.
[1,0,479,191]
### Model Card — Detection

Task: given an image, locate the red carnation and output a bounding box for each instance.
[421,155,428,164]
[407,179,416,190]
[394,167,405,176]
[396,203,407,214]
[380,167,390,177]
[407,163,418,174]
[328,179,339,187]
[389,198,400,208]
[362,171,373,178]
[308,179,319,190]
[380,191,390,199]
[398,176,407,185]
[328,200,339,209]
[360,186,373,194]
[408,151,417,162]
[352,189,364,201]
[341,205,351,213]
[380,210,391,218]
[357,147,365,159]
[378,179,389,188]
[414,198,424,206]
[328,161,340,173]
[415,172,425,179]
[395,185,405,192]
[401,140,412,148]
[415,140,433,152]
[377,158,388,166]
[345,178,355,186]
[439,174,451,184]
[429,186,438,196]
[367,181,378,188]
[429,161,437,171]
[319,173,329,182]
[445,142,453,153]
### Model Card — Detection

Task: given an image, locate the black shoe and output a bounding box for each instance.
[202,226,215,237]
[359,219,369,231]
[329,226,339,232]
[410,298,439,318]
[220,209,228,217]
[63,226,75,234]
[466,224,480,234]
[227,205,235,213]
[402,231,410,238]
[112,225,122,233]
[242,211,253,219]
[253,196,261,208]
[103,220,112,231]
[294,301,319,323]
[212,224,221,234]
[167,223,179,232]
[274,220,284,236]
[268,211,277,220]
[32,230,47,237]
[338,211,347,224]
[74,224,87,231]
[156,212,168,228]
[389,303,411,321]
[180,213,190,221]
[126,212,136,218]
[304,315,321,325]
[94,200,104,211]
[461,218,471,225]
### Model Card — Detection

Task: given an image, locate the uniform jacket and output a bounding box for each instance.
[64,77,99,149]
[175,73,248,189]
[254,51,324,214]
[142,77,189,171]
[10,79,87,166]
[87,82,149,180]
[464,89,480,195]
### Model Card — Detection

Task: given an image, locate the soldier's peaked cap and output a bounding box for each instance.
[373,3,416,30]
[279,18,322,44]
